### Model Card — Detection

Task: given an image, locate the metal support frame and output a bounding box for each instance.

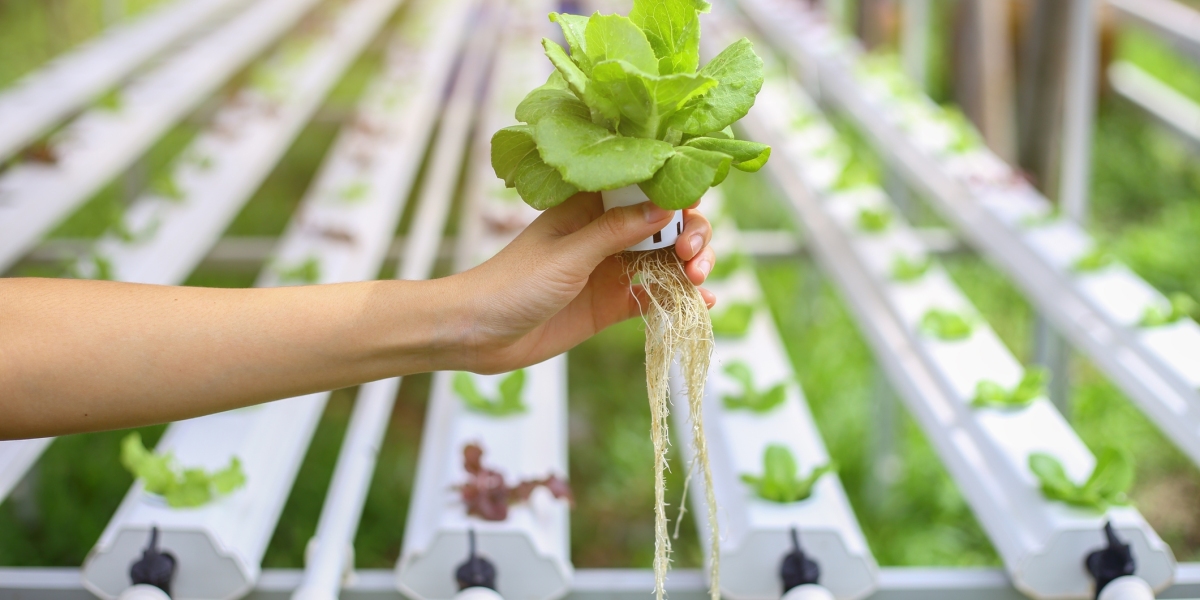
[1109,60,1200,152]
[1058,0,1098,224]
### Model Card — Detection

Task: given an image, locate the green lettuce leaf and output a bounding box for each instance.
[452,371,528,416]
[515,85,591,124]
[120,432,247,508]
[1028,448,1133,511]
[638,146,731,209]
[722,361,787,413]
[532,112,674,191]
[490,125,579,209]
[543,39,621,127]
[549,12,593,74]
[590,59,716,139]
[682,137,770,171]
[584,14,659,75]
[629,0,711,75]
[672,38,764,135]
[740,444,834,503]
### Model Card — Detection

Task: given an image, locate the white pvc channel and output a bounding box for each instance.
[78,0,470,597]
[736,0,1200,472]
[671,192,879,600]
[396,5,572,599]
[291,1,483,599]
[0,0,326,274]
[0,0,246,163]
[741,54,1176,598]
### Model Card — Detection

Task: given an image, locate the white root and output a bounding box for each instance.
[624,248,718,600]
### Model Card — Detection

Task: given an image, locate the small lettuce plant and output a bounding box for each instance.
[1071,246,1115,273]
[1139,292,1197,328]
[722,361,786,412]
[971,368,1048,409]
[920,308,974,341]
[856,206,892,233]
[121,432,246,508]
[452,370,527,417]
[890,254,931,282]
[490,0,770,211]
[1028,447,1133,512]
[711,301,755,337]
[741,444,834,503]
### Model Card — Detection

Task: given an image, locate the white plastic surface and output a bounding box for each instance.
[0,0,325,274]
[1098,576,1156,600]
[738,52,1177,599]
[455,588,504,600]
[670,188,877,600]
[0,0,245,162]
[117,584,172,600]
[782,585,836,600]
[601,185,684,251]
[0,438,53,503]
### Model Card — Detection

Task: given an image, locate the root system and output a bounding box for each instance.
[623,247,718,600]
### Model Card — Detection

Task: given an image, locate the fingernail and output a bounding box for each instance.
[697,259,712,277]
[689,234,703,257]
[643,202,670,223]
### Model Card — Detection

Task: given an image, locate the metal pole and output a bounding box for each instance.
[867,367,899,511]
[1035,316,1071,417]
[901,0,930,91]
[1058,0,1098,223]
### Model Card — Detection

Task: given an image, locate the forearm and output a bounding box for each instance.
[0,277,471,439]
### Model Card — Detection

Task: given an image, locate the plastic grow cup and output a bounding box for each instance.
[601,185,684,252]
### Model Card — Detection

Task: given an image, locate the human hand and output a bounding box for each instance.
[450,192,716,374]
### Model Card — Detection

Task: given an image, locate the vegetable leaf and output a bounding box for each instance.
[491,125,579,209]
[856,206,892,233]
[590,59,716,139]
[891,255,932,282]
[453,371,528,417]
[533,112,674,191]
[920,308,974,341]
[971,368,1048,408]
[549,13,593,74]
[740,444,834,503]
[629,0,711,75]
[1139,292,1197,327]
[722,362,787,412]
[671,38,764,135]
[1072,246,1115,273]
[584,14,659,76]
[543,39,621,127]
[515,81,592,125]
[120,432,246,508]
[639,146,731,209]
[711,302,755,337]
[682,137,770,171]
[276,256,320,284]
[1028,448,1133,511]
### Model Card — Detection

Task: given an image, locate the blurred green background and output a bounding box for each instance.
[1,0,1198,572]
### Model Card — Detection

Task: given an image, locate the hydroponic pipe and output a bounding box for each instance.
[780,529,833,600]
[1089,523,1155,600]
[117,528,176,600]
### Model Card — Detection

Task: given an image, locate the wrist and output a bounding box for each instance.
[369,277,478,375]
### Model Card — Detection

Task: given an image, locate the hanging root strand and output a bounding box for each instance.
[624,248,718,600]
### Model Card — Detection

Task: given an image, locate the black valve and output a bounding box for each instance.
[129,527,177,597]
[780,527,820,594]
[455,529,497,591]
[1085,521,1136,599]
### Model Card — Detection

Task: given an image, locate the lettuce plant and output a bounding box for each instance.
[452,370,527,417]
[740,444,834,503]
[971,368,1048,409]
[1139,292,1198,327]
[490,0,771,211]
[1028,447,1133,512]
[856,206,892,233]
[458,443,572,521]
[276,256,321,284]
[121,432,246,508]
[722,361,786,412]
[890,254,931,282]
[1071,246,1115,273]
[920,308,974,341]
[711,301,755,337]
[150,173,186,203]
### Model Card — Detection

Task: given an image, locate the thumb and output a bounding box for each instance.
[560,201,674,267]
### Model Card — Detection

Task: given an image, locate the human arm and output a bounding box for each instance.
[0,193,714,439]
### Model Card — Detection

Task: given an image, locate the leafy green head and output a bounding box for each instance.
[722,361,787,413]
[920,308,975,341]
[1139,292,1198,328]
[971,367,1049,409]
[491,0,771,211]
[1028,447,1133,512]
[740,444,834,503]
